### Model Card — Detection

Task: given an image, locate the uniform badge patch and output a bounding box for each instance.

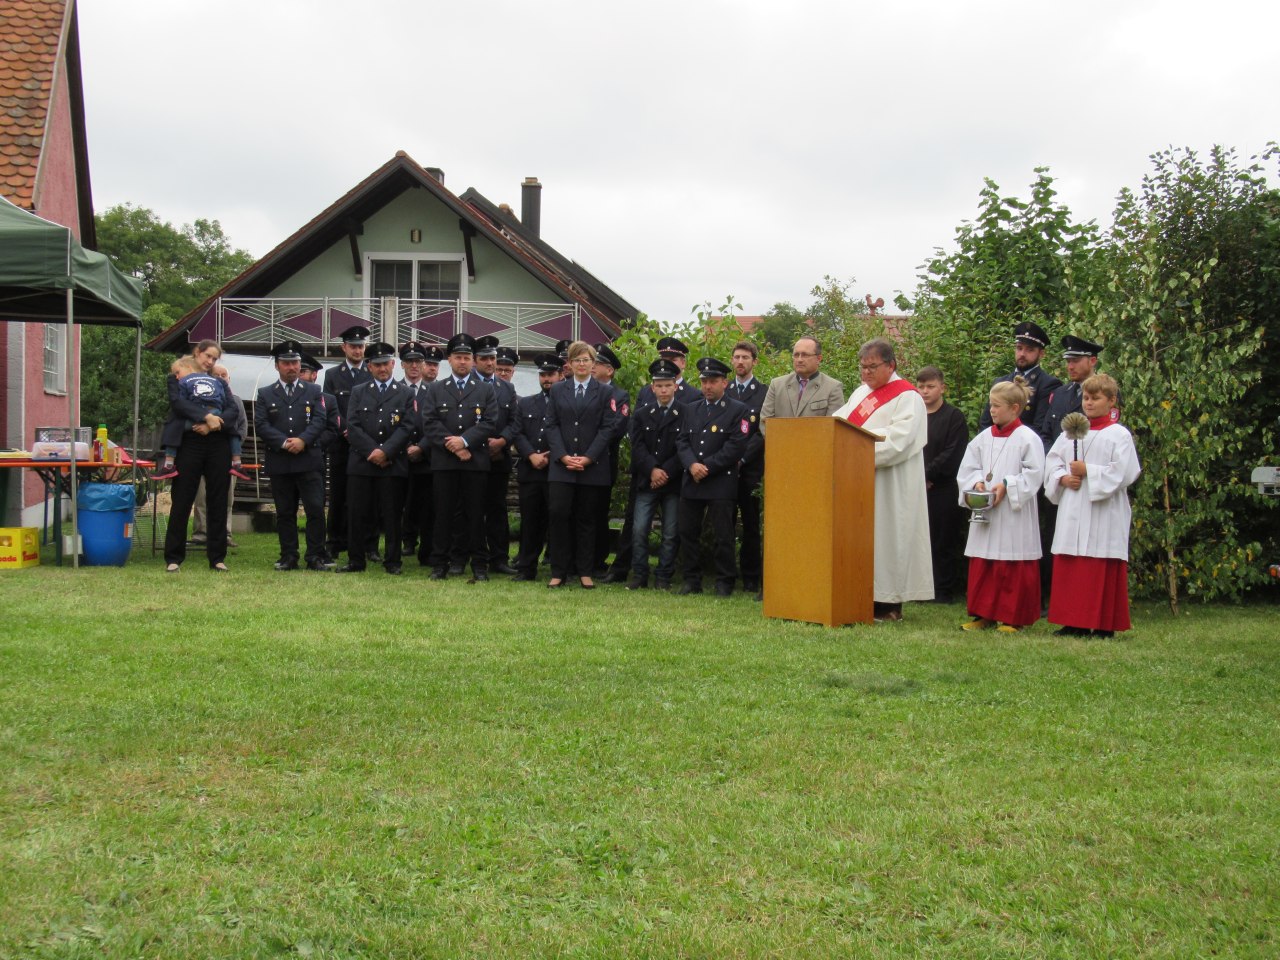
[740,419,749,434]
[610,397,617,412]
[621,403,629,416]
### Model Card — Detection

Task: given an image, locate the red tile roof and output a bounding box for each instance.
[0,0,67,209]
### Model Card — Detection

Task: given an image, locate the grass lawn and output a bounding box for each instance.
[1,531,1277,958]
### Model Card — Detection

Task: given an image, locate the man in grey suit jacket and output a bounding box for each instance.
[759,335,845,430]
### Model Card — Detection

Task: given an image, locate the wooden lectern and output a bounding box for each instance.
[762,417,880,626]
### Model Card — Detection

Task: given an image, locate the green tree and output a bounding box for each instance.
[83,205,254,436]
[1073,146,1279,609]
[898,169,1100,427]
[753,301,806,351]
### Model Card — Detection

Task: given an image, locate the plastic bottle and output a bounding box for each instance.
[94,424,108,462]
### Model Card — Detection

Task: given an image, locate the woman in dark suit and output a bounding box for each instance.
[544,340,622,588]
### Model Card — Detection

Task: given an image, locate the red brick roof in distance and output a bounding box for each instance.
[0,0,66,209]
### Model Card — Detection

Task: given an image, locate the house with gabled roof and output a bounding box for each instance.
[150,152,639,358]
[0,0,96,524]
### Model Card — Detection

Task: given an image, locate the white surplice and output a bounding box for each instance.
[956,423,1045,561]
[1044,423,1141,559]
[832,375,933,603]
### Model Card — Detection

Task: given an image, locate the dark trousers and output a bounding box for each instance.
[679,497,736,589]
[607,477,639,575]
[515,480,550,575]
[347,474,405,569]
[926,482,966,601]
[735,473,763,586]
[271,470,327,563]
[164,432,231,567]
[403,470,433,563]
[431,470,486,572]
[325,440,350,553]
[549,481,603,579]
[481,466,512,565]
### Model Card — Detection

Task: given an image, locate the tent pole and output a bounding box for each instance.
[67,287,78,569]
[131,324,142,484]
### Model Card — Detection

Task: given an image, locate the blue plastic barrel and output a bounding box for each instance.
[76,483,136,566]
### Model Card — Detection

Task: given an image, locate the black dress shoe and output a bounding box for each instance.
[625,575,646,591]
[547,579,565,589]
[472,570,490,582]
[579,578,595,590]
[742,580,759,593]
[430,568,448,581]
[448,562,465,576]
[511,571,535,582]
[368,550,383,564]
[655,579,671,591]
[714,583,733,597]
[678,583,702,595]
[335,563,366,573]
[384,564,403,576]
[492,563,518,575]
[306,558,336,571]
[273,559,299,571]
[601,570,627,585]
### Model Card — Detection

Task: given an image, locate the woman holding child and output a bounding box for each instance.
[160,339,243,573]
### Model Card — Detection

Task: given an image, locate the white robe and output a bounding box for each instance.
[1044,424,1141,559]
[833,376,933,603]
[956,423,1045,561]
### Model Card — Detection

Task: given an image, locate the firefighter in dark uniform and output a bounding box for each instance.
[625,358,685,591]
[398,342,439,566]
[979,321,1062,437]
[677,357,750,596]
[335,341,415,575]
[511,353,563,580]
[545,340,623,588]
[1041,335,1105,450]
[255,340,332,571]
[604,336,700,583]
[420,333,498,581]
[727,340,766,592]
[322,325,373,558]
[590,342,630,575]
[468,335,520,574]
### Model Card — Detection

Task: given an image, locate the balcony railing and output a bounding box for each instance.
[203,297,610,354]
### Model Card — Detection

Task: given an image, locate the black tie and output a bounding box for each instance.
[285,383,293,399]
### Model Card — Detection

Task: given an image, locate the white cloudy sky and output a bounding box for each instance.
[77,0,1275,325]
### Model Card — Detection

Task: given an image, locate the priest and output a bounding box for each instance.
[832,338,934,620]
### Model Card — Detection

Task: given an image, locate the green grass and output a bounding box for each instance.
[1,532,1277,957]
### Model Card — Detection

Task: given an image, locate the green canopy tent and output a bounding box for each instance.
[0,194,145,567]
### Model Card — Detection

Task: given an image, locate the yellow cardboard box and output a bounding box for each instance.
[0,527,40,569]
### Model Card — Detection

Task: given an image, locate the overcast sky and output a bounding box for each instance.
[77,0,1276,326]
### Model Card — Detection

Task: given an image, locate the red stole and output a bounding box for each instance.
[1090,412,1117,430]
[846,378,918,427]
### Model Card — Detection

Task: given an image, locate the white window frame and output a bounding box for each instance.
[43,323,67,394]
[363,253,468,303]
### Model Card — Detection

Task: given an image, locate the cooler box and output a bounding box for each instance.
[0,527,40,569]
[76,483,136,566]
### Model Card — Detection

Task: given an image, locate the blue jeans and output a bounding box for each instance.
[632,485,680,581]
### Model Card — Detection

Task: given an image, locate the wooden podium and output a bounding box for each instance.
[762,417,880,626]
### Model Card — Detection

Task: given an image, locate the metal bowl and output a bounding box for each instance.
[963,488,996,509]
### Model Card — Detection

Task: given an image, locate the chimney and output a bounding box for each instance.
[521,176,542,237]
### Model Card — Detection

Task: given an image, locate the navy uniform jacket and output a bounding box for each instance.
[979,364,1061,436]
[323,362,372,421]
[254,380,328,475]
[545,377,622,486]
[420,373,498,472]
[345,379,416,478]
[628,399,683,492]
[1040,381,1083,451]
[727,377,767,484]
[316,389,342,452]
[398,378,433,475]
[677,395,750,501]
[513,389,554,484]
[478,377,520,474]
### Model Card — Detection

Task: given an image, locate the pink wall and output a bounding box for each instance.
[13,54,85,518]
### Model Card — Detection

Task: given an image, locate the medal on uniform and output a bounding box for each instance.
[711,425,718,432]
[475,407,482,416]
